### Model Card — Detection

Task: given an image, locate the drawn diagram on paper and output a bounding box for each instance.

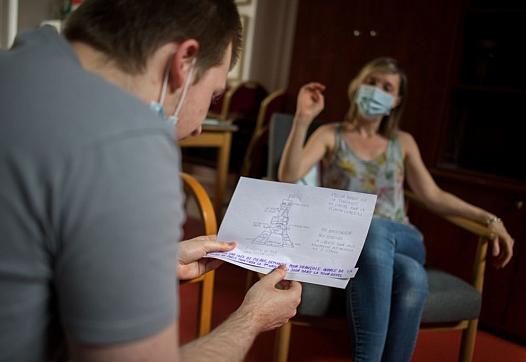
[209,177,378,288]
[253,193,301,248]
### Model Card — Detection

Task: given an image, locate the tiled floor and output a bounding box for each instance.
[179,163,526,361]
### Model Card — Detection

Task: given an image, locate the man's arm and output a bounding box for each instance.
[68,323,180,362]
[181,266,301,361]
[68,267,301,362]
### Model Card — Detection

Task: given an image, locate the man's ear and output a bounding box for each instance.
[168,39,199,92]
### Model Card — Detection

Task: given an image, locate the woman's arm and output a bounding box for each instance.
[402,131,514,268]
[402,132,487,220]
[278,123,335,183]
[278,83,332,183]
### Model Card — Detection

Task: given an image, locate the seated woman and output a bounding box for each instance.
[278,57,514,362]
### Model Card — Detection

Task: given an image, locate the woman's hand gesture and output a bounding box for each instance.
[295,82,326,126]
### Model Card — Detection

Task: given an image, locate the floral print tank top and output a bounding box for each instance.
[322,124,408,223]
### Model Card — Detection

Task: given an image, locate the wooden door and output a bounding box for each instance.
[503,208,526,341]
[288,0,466,165]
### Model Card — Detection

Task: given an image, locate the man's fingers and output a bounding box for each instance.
[203,240,236,253]
[179,237,235,265]
[262,265,288,285]
[287,280,302,294]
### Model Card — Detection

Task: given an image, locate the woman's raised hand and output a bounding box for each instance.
[295,82,326,126]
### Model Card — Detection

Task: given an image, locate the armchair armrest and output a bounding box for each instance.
[404,190,489,292]
[404,190,493,239]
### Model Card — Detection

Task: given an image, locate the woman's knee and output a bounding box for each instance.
[394,255,429,305]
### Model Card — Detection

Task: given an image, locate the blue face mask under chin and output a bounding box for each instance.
[149,57,197,128]
[355,84,395,120]
[149,102,178,126]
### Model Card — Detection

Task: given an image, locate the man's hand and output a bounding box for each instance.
[177,235,236,280]
[236,265,302,332]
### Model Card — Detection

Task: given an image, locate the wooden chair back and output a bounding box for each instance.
[180,172,217,337]
[241,89,287,177]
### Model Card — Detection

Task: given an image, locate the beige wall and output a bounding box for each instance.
[230,0,258,82]
[6,0,298,92]
[233,0,298,92]
[17,0,55,33]
[248,0,297,92]
[0,0,56,48]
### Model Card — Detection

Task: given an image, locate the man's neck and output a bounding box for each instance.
[68,41,161,104]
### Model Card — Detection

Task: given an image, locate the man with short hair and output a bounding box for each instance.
[0,1,302,361]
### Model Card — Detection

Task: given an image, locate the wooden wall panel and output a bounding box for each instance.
[287,0,466,166]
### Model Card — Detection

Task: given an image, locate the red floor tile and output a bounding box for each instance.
[180,263,526,362]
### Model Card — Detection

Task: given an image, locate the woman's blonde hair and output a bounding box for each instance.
[345,57,407,139]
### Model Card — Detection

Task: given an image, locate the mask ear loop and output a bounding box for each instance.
[173,57,197,118]
[158,57,172,106]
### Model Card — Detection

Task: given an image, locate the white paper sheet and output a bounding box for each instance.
[207,177,377,288]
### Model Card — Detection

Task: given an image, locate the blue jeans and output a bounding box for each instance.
[346,217,428,362]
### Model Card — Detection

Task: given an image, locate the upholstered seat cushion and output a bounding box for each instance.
[297,267,482,324]
[421,267,481,323]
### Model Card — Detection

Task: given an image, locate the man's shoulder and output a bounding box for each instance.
[1,27,169,153]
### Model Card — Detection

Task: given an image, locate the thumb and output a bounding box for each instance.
[203,241,236,254]
[262,265,288,285]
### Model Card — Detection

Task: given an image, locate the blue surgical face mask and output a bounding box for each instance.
[355,84,395,120]
[149,57,197,127]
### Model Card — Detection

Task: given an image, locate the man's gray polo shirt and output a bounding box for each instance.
[0,26,183,361]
